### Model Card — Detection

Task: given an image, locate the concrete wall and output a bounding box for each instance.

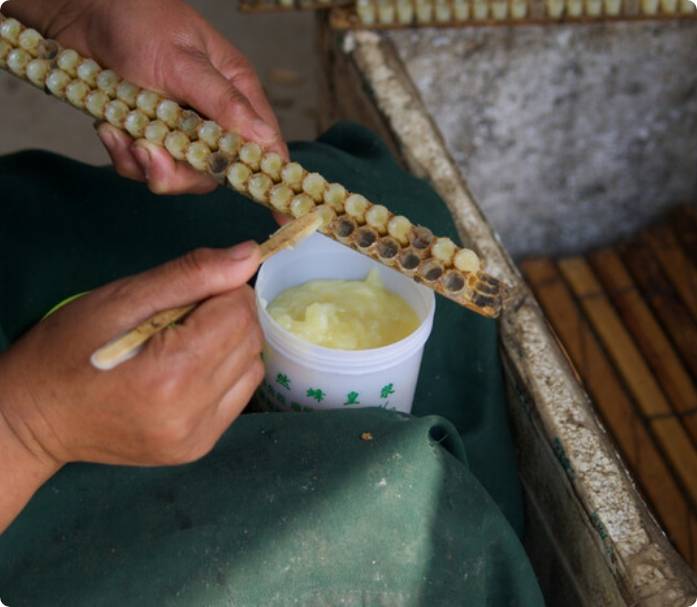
[390,22,697,257]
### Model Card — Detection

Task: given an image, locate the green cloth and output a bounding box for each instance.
[0,123,543,606]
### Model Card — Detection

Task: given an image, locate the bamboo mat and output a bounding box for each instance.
[521,204,697,571]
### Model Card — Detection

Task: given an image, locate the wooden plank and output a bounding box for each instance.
[329,6,697,29]
[521,259,639,461]
[557,257,697,511]
[316,13,405,168]
[669,205,697,267]
[239,0,349,12]
[643,224,697,322]
[691,515,697,571]
[588,248,697,445]
[521,258,695,562]
[620,239,697,380]
[335,30,697,599]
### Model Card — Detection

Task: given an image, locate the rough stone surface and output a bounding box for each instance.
[389,22,697,257]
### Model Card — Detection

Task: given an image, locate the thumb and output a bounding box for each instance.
[100,241,261,331]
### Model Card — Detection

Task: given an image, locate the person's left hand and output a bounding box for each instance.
[5,0,287,195]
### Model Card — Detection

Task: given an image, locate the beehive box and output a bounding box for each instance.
[316,22,697,605]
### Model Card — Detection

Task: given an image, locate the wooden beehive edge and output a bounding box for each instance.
[328,5,697,29]
[239,0,351,12]
[323,25,697,604]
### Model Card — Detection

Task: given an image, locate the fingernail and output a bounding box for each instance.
[251,119,277,144]
[131,144,151,180]
[228,241,258,261]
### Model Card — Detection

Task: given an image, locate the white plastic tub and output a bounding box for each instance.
[255,233,435,414]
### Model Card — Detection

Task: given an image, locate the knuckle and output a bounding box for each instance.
[221,52,254,80]
[216,85,254,124]
[229,289,257,329]
[169,42,207,82]
[145,365,183,405]
[108,276,138,302]
[147,178,170,195]
[178,247,217,286]
[113,162,133,179]
[156,417,191,449]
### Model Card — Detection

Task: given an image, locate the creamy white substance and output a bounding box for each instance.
[267,269,420,350]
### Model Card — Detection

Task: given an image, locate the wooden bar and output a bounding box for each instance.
[521,257,696,564]
[239,0,348,12]
[669,206,697,267]
[558,257,697,510]
[692,516,697,571]
[329,5,697,28]
[643,224,697,322]
[620,239,697,380]
[588,248,697,445]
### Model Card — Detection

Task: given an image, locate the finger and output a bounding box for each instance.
[92,242,261,338]
[208,301,264,384]
[173,287,261,380]
[215,357,265,428]
[198,328,263,401]
[213,52,288,159]
[128,290,259,424]
[131,140,218,195]
[96,123,146,182]
[272,211,290,226]
[168,50,284,153]
[215,53,278,132]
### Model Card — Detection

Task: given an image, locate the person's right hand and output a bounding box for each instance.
[0,241,264,469]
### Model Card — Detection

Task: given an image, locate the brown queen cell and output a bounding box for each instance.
[354,225,379,251]
[409,225,434,252]
[418,259,445,283]
[376,236,400,263]
[0,13,506,319]
[442,270,466,295]
[331,215,358,242]
[206,151,231,181]
[397,248,422,274]
[178,110,202,139]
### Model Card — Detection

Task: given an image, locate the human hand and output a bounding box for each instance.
[0,241,264,472]
[4,0,287,194]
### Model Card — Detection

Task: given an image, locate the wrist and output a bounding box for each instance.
[0,364,62,532]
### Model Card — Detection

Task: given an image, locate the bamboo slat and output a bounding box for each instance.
[692,517,697,571]
[588,248,697,445]
[620,239,697,380]
[521,257,696,565]
[670,205,697,267]
[558,257,697,510]
[643,224,697,322]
